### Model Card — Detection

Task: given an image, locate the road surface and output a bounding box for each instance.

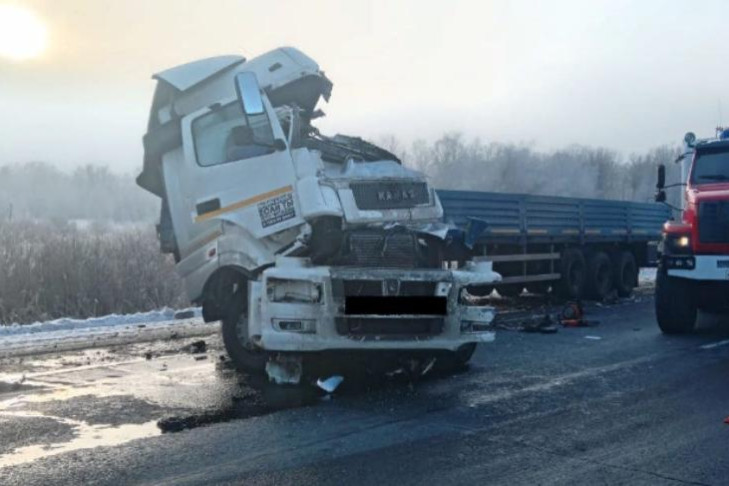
[2,292,729,485]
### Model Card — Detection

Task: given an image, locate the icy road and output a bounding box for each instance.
[2,283,729,485]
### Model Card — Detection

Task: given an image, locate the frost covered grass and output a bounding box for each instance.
[0,220,187,325]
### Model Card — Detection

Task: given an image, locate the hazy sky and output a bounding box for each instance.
[1,0,728,172]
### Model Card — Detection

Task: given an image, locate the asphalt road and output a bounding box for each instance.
[2,293,729,485]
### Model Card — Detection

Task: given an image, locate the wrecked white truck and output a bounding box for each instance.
[136,47,499,380]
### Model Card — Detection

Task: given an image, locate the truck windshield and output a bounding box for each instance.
[192,102,275,167]
[691,148,729,184]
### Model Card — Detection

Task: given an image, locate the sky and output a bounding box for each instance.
[1,0,728,172]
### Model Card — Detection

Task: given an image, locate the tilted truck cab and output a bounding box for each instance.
[137,47,500,378]
[655,130,729,333]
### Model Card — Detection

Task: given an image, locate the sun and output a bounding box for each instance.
[0,4,47,61]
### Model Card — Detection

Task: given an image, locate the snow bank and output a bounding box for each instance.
[639,267,656,284]
[0,307,202,337]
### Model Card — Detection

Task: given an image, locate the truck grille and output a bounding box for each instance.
[699,201,729,244]
[350,181,429,210]
[342,231,418,268]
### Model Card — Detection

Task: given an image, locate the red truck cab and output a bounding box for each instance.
[656,133,729,333]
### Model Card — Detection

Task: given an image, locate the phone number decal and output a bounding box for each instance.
[258,192,295,228]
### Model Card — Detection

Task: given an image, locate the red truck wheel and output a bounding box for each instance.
[655,268,697,334]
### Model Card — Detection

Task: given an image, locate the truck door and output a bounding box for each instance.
[175,92,302,251]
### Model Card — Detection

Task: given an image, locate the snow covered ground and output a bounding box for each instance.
[639,267,656,285]
[0,307,217,357]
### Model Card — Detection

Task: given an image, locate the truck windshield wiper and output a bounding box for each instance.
[697,174,729,181]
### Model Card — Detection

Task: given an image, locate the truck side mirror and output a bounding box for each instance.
[234,72,265,116]
[657,164,666,189]
[655,190,666,203]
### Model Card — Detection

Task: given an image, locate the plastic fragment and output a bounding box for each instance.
[316,375,344,393]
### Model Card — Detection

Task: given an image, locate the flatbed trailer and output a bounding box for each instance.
[438,190,671,299]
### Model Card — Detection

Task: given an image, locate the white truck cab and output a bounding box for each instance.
[137,47,499,379]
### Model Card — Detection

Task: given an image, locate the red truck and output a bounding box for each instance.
[655,130,729,333]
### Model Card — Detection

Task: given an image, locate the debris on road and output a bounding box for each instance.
[520,314,559,334]
[188,340,207,354]
[316,375,344,393]
[265,355,303,385]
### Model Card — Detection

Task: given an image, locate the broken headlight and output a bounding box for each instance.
[267,278,322,303]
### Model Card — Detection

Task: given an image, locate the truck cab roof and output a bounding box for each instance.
[138,47,333,197]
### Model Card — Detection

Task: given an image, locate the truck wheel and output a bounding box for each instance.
[655,269,697,334]
[221,304,268,374]
[612,251,638,297]
[438,343,477,371]
[556,249,586,299]
[585,251,613,300]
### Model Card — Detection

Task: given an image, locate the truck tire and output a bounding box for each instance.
[221,301,268,374]
[438,343,478,371]
[655,269,697,334]
[585,251,613,300]
[612,251,637,297]
[556,248,586,299]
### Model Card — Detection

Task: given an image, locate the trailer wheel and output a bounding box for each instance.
[585,251,613,300]
[655,268,697,334]
[556,249,586,299]
[612,251,638,297]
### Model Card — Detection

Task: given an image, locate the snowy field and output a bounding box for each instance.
[0,307,217,357]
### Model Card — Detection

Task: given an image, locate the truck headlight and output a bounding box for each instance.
[663,233,692,255]
[267,278,322,303]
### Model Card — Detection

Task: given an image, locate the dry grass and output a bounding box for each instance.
[0,221,187,324]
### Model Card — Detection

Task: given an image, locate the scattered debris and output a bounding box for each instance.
[316,375,344,393]
[144,352,153,361]
[194,355,208,361]
[421,357,437,376]
[560,301,599,327]
[188,340,207,354]
[521,313,559,334]
[265,355,303,385]
[386,367,406,378]
[585,336,602,340]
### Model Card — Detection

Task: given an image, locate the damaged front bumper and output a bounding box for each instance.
[247,259,499,352]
